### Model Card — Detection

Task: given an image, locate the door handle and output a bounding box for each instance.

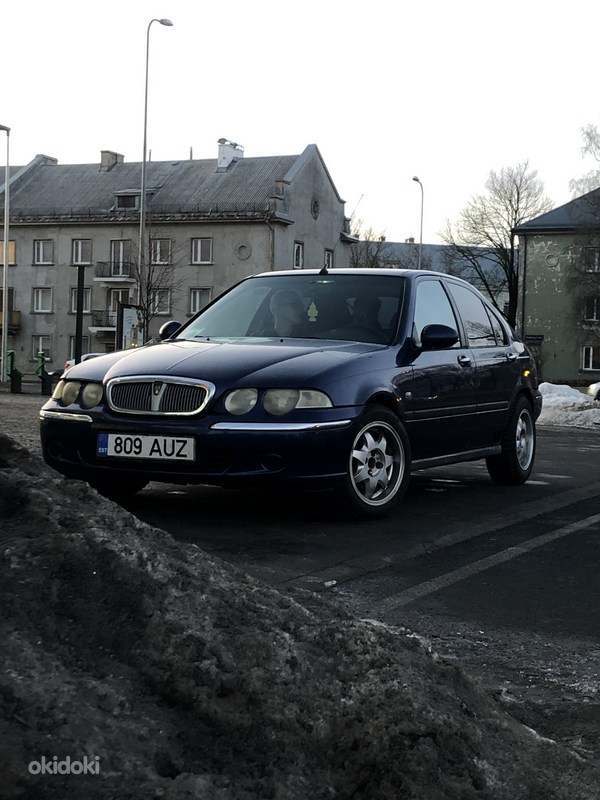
[457,354,471,367]
[505,351,518,362]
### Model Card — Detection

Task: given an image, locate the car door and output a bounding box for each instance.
[404,278,478,461]
[446,281,520,448]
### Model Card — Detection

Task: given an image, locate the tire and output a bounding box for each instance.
[88,477,148,502]
[486,396,536,485]
[341,406,411,519]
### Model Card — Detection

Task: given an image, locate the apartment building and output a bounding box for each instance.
[0,140,354,374]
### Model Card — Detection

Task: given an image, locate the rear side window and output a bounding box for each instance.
[447,283,496,347]
[486,306,508,345]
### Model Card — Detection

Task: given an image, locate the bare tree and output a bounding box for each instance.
[350,220,388,268]
[570,123,600,197]
[442,161,553,327]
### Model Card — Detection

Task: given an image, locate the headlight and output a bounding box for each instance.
[225,388,258,415]
[80,382,104,409]
[263,389,332,416]
[61,381,81,405]
[51,380,65,401]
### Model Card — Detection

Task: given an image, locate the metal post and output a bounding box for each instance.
[137,18,173,308]
[1,124,10,384]
[412,176,424,270]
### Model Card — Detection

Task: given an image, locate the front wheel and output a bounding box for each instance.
[341,406,411,519]
[486,396,536,485]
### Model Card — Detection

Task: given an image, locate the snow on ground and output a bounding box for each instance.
[538,382,600,429]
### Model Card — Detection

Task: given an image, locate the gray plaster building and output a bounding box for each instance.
[0,140,353,375]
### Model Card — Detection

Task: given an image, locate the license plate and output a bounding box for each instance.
[97,433,195,461]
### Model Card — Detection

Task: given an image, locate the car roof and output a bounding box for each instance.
[251,268,475,287]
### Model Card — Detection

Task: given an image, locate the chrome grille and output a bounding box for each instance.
[107,376,215,415]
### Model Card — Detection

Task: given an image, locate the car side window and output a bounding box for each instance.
[413,280,460,345]
[486,306,508,345]
[447,283,496,347]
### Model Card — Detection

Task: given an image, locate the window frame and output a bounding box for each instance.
[150,238,171,265]
[72,239,92,265]
[293,241,304,270]
[150,288,171,315]
[190,287,212,315]
[32,287,53,313]
[69,287,92,314]
[32,335,52,361]
[191,237,213,265]
[583,345,600,371]
[584,297,600,322]
[33,239,53,265]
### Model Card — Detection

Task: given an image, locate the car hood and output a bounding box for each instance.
[69,339,386,387]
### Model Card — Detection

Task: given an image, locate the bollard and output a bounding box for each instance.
[10,368,22,394]
[40,370,52,397]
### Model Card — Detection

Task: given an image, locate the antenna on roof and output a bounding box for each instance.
[319,265,329,275]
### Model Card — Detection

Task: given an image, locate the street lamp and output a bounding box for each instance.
[137,17,173,310]
[1,124,10,384]
[412,176,424,270]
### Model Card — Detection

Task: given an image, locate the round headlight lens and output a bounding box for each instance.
[61,381,81,406]
[51,380,65,401]
[264,389,300,416]
[224,388,258,415]
[80,382,104,409]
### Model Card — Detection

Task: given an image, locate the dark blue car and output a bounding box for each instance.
[40,269,542,518]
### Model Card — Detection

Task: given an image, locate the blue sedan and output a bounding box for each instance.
[40,269,542,518]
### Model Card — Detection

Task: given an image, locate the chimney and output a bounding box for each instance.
[216,138,244,171]
[99,150,124,172]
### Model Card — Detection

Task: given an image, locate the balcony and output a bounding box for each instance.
[88,310,117,334]
[94,261,136,283]
[0,310,21,333]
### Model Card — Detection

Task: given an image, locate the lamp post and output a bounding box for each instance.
[412,176,424,270]
[137,17,173,313]
[1,124,10,384]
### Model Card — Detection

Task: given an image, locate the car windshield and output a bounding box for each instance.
[181,273,406,345]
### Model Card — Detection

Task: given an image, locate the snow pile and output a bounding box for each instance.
[537,382,600,429]
[1,432,599,799]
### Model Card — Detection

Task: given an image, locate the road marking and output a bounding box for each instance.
[369,513,600,615]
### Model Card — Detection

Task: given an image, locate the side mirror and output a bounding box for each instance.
[158,320,182,341]
[420,324,459,350]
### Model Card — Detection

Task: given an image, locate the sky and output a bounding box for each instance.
[3,0,600,244]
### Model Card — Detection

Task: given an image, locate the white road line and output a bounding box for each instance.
[370,513,600,615]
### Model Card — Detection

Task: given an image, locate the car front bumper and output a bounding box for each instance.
[39,409,357,489]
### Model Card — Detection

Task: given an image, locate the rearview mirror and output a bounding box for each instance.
[158,320,182,341]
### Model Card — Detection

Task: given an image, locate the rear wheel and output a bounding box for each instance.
[341,406,410,519]
[88,477,148,502]
[486,396,535,485]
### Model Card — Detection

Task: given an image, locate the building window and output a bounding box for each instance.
[150,239,171,265]
[68,335,91,358]
[583,345,600,370]
[33,239,53,265]
[110,240,131,276]
[584,297,600,321]
[72,239,92,265]
[108,288,130,312]
[151,288,171,315]
[584,248,600,272]
[324,249,334,269]
[32,335,52,361]
[115,194,137,210]
[293,241,304,270]
[190,287,211,315]
[0,240,16,265]
[191,237,213,264]
[70,287,91,314]
[33,287,53,313]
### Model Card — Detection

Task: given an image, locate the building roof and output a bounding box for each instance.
[514,187,600,234]
[0,144,341,223]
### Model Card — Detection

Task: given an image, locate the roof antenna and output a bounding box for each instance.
[319,265,329,275]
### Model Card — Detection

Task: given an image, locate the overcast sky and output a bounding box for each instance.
[3,0,599,244]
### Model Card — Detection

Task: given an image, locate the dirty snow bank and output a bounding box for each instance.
[538,382,600,428]
[1,433,599,800]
